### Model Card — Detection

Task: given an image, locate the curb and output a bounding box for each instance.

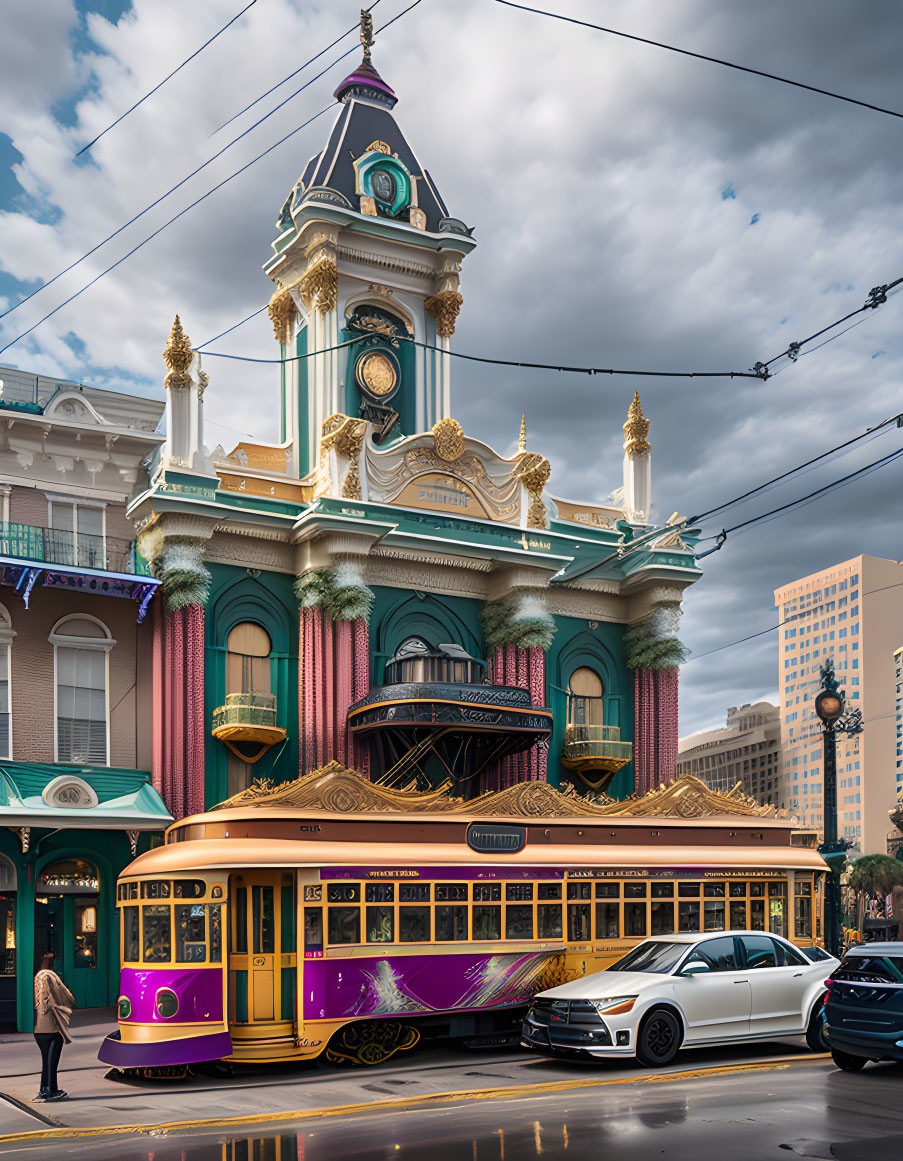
[0,1053,830,1147]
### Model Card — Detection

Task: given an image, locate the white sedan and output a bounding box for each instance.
[522,931,837,1066]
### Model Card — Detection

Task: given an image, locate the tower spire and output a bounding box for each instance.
[518,413,526,454]
[360,8,374,65]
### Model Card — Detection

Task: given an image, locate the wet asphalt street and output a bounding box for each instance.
[6,1056,902,1161]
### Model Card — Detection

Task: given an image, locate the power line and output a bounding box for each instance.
[195,305,270,350]
[0,106,334,358]
[214,4,383,135]
[76,0,259,157]
[493,0,903,122]
[0,0,425,351]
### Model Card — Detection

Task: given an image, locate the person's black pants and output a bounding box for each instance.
[34,1033,63,1094]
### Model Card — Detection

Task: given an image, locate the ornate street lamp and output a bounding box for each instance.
[814,660,861,955]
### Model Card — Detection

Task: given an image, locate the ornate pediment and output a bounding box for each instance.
[212,766,775,820]
[591,775,776,819]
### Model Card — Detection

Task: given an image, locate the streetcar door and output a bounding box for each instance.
[229,872,296,1026]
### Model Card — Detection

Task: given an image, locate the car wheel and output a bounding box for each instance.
[636,1009,682,1067]
[831,1049,867,1072]
[805,1004,828,1052]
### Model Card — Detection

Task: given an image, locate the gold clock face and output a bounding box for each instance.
[358,350,397,397]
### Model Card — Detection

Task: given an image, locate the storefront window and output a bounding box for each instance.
[74,899,98,969]
[0,893,15,977]
[40,860,99,893]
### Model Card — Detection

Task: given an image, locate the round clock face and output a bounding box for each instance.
[357,350,398,397]
[371,167,397,206]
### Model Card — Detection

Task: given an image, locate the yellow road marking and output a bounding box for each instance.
[0,1053,831,1146]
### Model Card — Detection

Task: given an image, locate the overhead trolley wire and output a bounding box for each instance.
[493,0,903,123]
[76,0,260,157]
[214,2,384,134]
[0,0,425,351]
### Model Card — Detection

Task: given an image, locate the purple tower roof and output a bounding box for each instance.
[333,58,398,109]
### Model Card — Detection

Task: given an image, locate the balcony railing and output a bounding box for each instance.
[0,522,149,576]
[211,693,287,763]
[561,723,634,774]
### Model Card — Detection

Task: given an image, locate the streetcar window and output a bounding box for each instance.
[730,901,747,929]
[142,880,171,899]
[538,883,562,901]
[127,881,138,900]
[366,906,394,943]
[435,905,467,940]
[595,882,618,898]
[234,887,248,954]
[596,901,619,938]
[538,904,563,940]
[399,905,431,942]
[473,905,501,940]
[175,904,207,962]
[704,882,725,898]
[568,902,591,941]
[567,882,591,900]
[436,884,467,903]
[143,905,171,962]
[328,907,360,945]
[399,907,430,942]
[624,902,647,938]
[365,884,394,903]
[623,883,646,899]
[123,906,139,962]
[703,899,726,931]
[327,884,360,904]
[173,879,206,899]
[794,881,813,939]
[506,904,533,940]
[252,886,275,954]
[399,884,430,903]
[506,884,533,902]
[208,905,222,962]
[651,882,674,898]
[678,901,700,932]
[304,907,323,955]
[474,884,502,903]
[651,901,675,936]
[678,882,701,898]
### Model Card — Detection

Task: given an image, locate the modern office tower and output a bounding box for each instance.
[677,702,782,800]
[774,556,903,854]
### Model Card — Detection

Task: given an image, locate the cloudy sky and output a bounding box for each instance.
[2,0,902,737]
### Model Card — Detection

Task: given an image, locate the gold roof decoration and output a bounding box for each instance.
[211,765,775,821]
[432,417,465,463]
[518,413,526,454]
[623,390,651,457]
[163,315,193,390]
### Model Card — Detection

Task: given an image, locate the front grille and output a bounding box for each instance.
[529,999,602,1026]
[523,999,613,1049]
[827,982,903,1036]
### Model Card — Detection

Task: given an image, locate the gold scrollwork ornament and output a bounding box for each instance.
[432,417,465,462]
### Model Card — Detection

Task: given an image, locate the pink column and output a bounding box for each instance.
[312,606,324,767]
[323,614,335,767]
[352,617,370,778]
[185,603,206,817]
[655,668,679,787]
[151,597,164,795]
[333,619,352,766]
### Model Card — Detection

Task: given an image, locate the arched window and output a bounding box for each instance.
[226,623,272,695]
[383,637,485,685]
[50,615,114,766]
[567,667,604,727]
[0,602,15,759]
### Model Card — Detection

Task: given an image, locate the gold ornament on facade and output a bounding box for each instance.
[268,286,297,344]
[432,417,465,462]
[366,140,391,155]
[300,257,338,315]
[318,414,367,500]
[425,290,463,338]
[197,370,209,400]
[163,315,193,390]
[514,453,552,529]
[518,413,526,454]
[360,9,375,65]
[358,350,397,396]
[623,390,651,456]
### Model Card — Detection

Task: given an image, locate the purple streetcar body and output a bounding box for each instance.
[119,966,224,1024]
[303,949,558,1021]
[99,1029,232,1069]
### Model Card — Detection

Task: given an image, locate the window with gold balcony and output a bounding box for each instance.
[561,667,633,791]
[212,623,286,781]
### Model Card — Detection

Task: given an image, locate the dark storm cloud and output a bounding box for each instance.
[1,0,902,733]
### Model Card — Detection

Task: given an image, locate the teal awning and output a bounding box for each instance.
[0,762,172,831]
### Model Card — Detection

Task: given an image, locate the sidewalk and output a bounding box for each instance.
[0,1012,820,1140]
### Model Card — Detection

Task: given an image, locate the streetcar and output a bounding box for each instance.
[99,766,827,1069]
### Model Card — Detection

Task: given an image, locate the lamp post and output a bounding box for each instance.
[814,659,862,955]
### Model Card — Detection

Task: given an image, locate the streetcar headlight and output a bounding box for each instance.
[591,996,637,1015]
[155,988,179,1019]
[117,996,131,1020]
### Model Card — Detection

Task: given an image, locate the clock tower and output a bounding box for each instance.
[263,19,476,478]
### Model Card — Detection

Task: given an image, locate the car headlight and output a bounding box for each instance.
[591,996,637,1015]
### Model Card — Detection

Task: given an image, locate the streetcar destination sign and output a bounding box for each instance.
[466,823,527,854]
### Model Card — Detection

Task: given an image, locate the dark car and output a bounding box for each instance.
[824,942,903,1071]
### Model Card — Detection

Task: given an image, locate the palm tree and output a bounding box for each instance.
[848,854,903,939]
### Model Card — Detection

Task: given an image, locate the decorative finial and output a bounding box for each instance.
[518,413,526,454]
[623,390,651,456]
[360,8,374,65]
[163,315,194,390]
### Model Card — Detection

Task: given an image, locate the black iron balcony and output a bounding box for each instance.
[0,523,149,576]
